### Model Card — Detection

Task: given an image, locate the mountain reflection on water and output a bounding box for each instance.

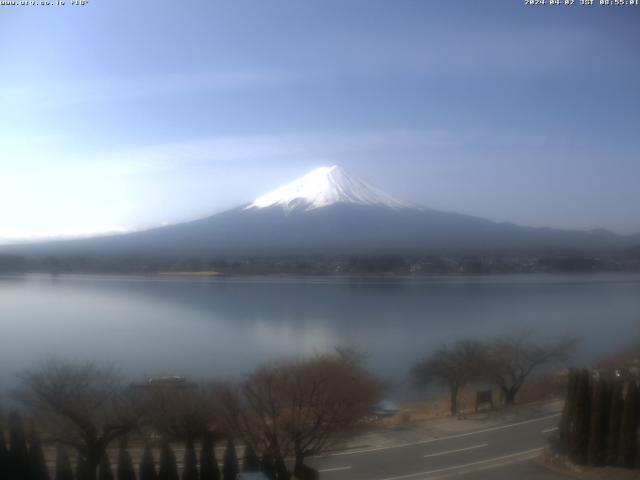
[1,273,639,397]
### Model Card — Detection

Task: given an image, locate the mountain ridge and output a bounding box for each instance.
[1,166,638,263]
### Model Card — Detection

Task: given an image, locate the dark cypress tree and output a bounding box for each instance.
[9,411,30,480]
[558,370,578,454]
[260,452,275,480]
[1,425,9,480]
[54,446,73,480]
[569,369,591,465]
[242,445,260,472]
[618,382,639,468]
[221,440,238,480]
[274,456,288,480]
[139,444,157,480]
[587,379,610,466]
[28,432,50,480]
[157,442,179,480]
[199,433,219,480]
[116,445,136,480]
[98,451,114,480]
[76,455,89,480]
[605,382,624,466]
[182,440,198,480]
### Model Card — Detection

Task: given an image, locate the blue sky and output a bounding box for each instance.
[1,0,639,241]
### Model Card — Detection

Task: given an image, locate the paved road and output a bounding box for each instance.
[308,413,565,480]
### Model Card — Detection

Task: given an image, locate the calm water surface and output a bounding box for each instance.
[1,273,639,393]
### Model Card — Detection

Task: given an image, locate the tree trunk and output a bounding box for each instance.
[503,387,518,405]
[294,452,305,475]
[274,455,289,480]
[85,449,101,480]
[450,384,459,415]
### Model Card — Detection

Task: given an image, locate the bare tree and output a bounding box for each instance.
[139,382,220,442]
[223,352,381,474]
[16,360,143,480]
[412,340,485,415]
[483,332,577,405]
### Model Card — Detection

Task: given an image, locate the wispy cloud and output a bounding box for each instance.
[0,226,132,245]
[319,26,606,78]
[62,128,551,171]
[0,128,564,241]
[0,69,299,108]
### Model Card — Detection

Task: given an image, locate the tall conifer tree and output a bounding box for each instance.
[618,382,639,468]
[116,445,136,480]
[54,446,73,480]
[76,455,89,480]
[28,432,50,480]
[606,382,624,466]
[9,411,30,480]
[98,451,114,480]
[569,369,591,465]
[182,440,198,480]
[140,444,157,480]
[0,425,9,480]
[587,379,610,466]
[558,370,578,453]
[221,440,238,480]
[274,456,288,480]
[242,445,260,472]
[260,452,275,480]
[158,442,179,480]
[199,433,219,480]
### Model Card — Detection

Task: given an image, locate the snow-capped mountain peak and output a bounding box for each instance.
[244,165,412,212]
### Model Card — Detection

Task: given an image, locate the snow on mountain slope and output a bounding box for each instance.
[244,165,413,212]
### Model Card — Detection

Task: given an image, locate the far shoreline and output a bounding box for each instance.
[155,271,227,277]
[3,270,640,281]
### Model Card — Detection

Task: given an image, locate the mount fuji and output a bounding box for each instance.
[244,165,412,212]
[1,166,636,262]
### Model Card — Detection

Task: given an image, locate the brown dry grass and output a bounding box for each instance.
[377,372,568,427]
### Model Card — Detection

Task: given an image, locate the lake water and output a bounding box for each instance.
[1,273,639,395]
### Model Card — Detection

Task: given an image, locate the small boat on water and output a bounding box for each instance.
[372,399,399,417]
[130,375,198,389]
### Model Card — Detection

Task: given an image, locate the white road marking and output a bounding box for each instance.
[318,466,352,473]
[320,413,561,457]
[423,443,488,458]
[376,447,543,480]
[542,427,558,433]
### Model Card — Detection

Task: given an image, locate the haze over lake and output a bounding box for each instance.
[1,273,639,395]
